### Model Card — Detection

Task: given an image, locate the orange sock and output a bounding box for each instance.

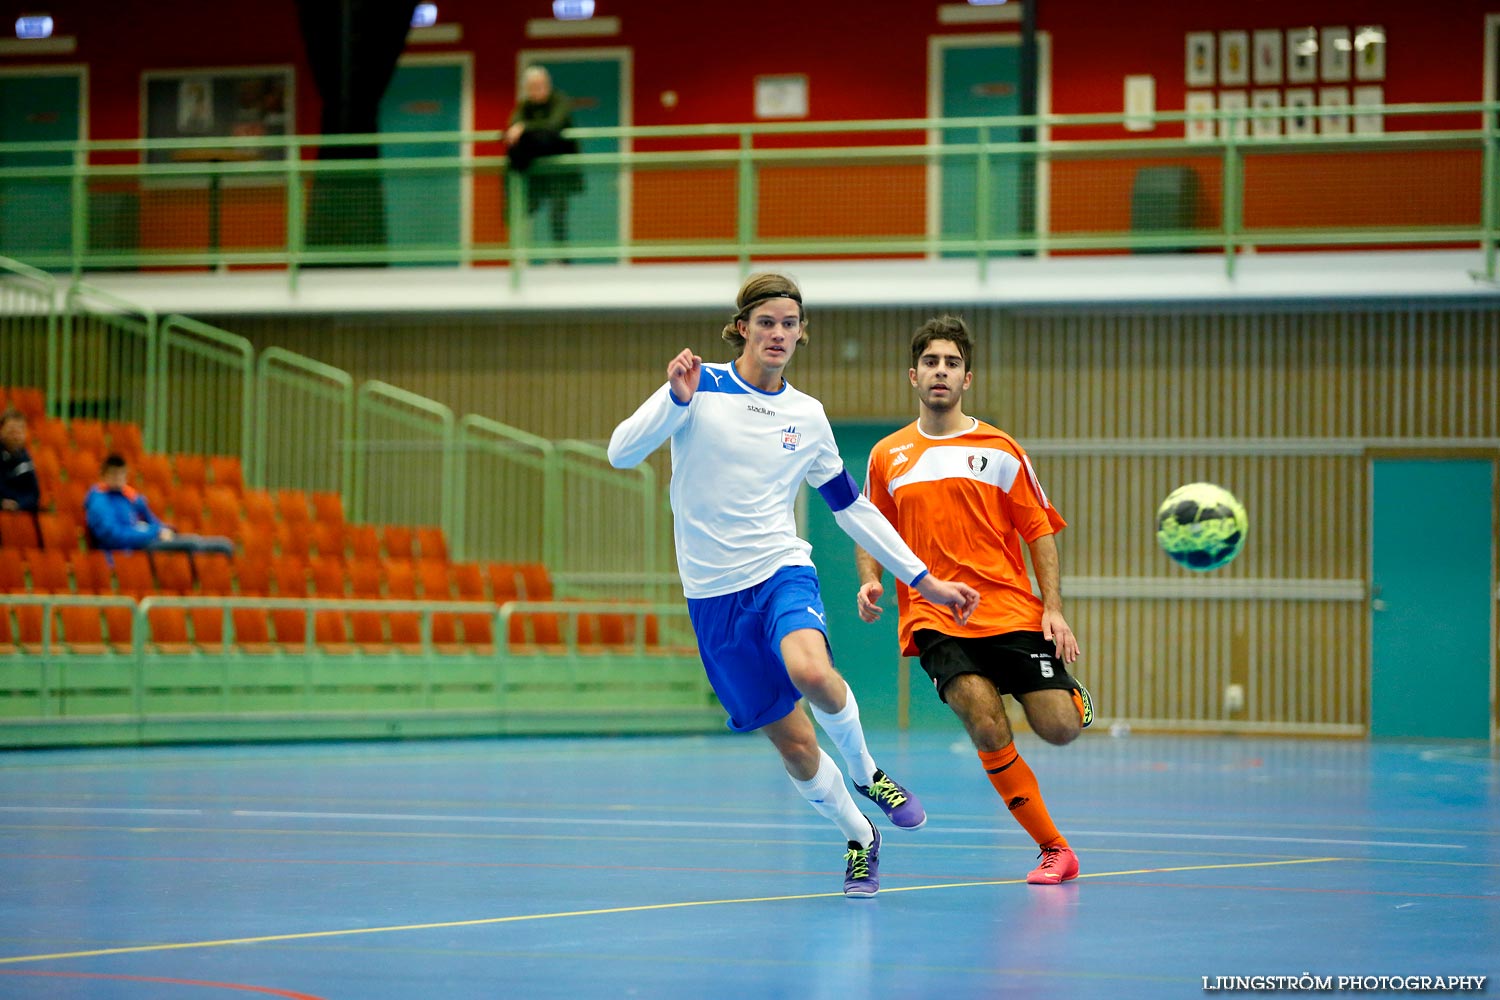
[977,744,1068,849]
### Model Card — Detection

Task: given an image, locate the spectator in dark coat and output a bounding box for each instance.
[0,408,40,513]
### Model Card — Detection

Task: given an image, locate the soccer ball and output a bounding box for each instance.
[1155,482,1248,571]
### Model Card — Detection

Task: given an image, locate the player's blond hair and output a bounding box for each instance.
[721,273,808,349]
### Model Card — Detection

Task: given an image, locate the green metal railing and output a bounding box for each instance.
[0,102,1492,285]
[553,440,663,602]
[2,273,675,568]
[253,346,355,497]
[454,414,558,567]
[0,256,58,408]
[0,594,713,738]
[158,315,255,465]
[60,282,157,439]
[351,380,455,529]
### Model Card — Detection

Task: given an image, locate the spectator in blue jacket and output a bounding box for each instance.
[85,454,233,555]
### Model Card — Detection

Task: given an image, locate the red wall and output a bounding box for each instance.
[5,0,1497,139]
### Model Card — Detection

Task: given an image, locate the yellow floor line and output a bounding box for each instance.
[0,856,1344,966]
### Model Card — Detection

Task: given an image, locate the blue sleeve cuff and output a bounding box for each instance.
[816,468,860,513]
[668,388,690,407]
[908,569,929,589]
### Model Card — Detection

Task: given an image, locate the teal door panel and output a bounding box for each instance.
[1370,459,1494,740]
[0,73,81,262]
[806,421,956,730]
[939,44,1021,257]
[526,56,622,259]
[379,62,462,262]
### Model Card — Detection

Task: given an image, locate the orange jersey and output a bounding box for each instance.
[864,418,1066,656]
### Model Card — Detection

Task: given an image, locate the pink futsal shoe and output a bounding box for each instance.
[1027,845,1080,885]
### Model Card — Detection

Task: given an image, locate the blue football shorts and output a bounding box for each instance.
[686,564,831,733]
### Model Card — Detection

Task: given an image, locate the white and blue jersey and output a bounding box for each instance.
[607,360,929,599]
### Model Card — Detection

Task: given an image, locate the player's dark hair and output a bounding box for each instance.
[101,453,127,473]
[721,272,809,350]
[910,315,973,371]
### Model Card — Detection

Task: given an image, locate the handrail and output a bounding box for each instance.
[158,315,256,470]
[3,99,1491,283]
[352,379,456,532]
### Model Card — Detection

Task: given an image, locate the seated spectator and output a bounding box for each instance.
[0,408,40,513]
[85,453,233,555]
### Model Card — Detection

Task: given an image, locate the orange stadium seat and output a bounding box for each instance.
[68,419,107,456]
[313,521,345,559]
[136,454,174,497]
[67,551,111,594]
[346,525,381,560]
[208,456,244,495]
[104,422,144,462]
[23,549,69,593]
[37,512,81,551]
[486,562,521,601]
[232,555,271,596]
[60,450,98,487]
[172,454,207,491]
[311,491,344,527]
[242,489,276,528]
[275,489,311,525]
[195,552,233,595]
[383,559,421,650]
[112,552,155,597]
[56,606,107,654]
[30,417,69,454]
[147,606,192,653]
[55,480,90,526]
[151,551,194,595]
[7,387,44,421]
[0,554,27,592]
[381,525,414,560]
[415,527,448,562]
[0,510,41,549]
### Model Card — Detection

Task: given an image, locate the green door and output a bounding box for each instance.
[379,60,464,263]
[1370,458,1494,740]
[0,72,82,265]
[522,54,623,260]
[937,42,1022,256]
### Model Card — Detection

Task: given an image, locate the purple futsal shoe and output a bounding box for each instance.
[843,822,881,897]
[855,768,927,830]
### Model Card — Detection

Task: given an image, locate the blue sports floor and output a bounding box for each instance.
[0,731,1495,999]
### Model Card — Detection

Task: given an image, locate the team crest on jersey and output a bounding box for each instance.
[968,455,989,474]
[781,426,801,451]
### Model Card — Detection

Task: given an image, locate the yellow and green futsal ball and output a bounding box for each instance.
[1155,482,1248,572]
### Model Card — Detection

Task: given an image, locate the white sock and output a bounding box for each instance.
[790,749,874,847]
[810,683,878,786]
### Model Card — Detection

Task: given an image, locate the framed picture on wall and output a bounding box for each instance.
[1252,29,1283,84]
[1287,27,1318,83]
[1185,90,1216,143]
[1251,89,1281,138]
[1218,89,1248,139]
[1285,88,1316,137]
[1321,27,1352,82]
[1354,25,1386,81]
[754,74,809,119]
[1353,85,1384,134]
[1319,86,1350,135]
[142,66,293,168]
[1185,32,1215,86]
[1219,31,1249,86]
